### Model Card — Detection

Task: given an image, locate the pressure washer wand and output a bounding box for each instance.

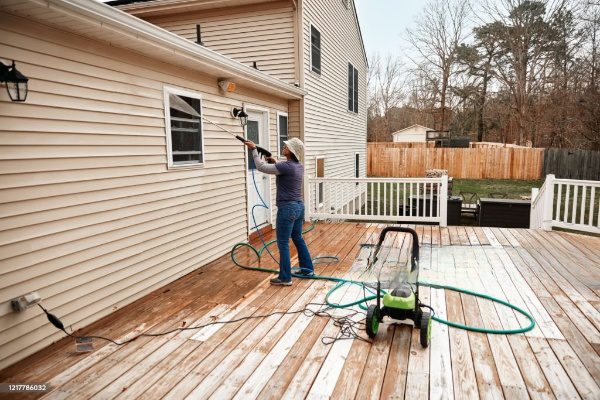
[201,116,272,158]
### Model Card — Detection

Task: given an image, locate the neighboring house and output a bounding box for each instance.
[392,124,434,143]
[111,0,368,213]
[0,0,366,369]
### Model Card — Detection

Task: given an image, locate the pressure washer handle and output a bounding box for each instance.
[235,135,272,158]
[373,227,420,271]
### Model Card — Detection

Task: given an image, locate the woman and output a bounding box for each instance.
[243,137,314,286]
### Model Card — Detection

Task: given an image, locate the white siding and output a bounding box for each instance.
[301,0,367,191]
[0,15,288,370]
[146,2,297,83]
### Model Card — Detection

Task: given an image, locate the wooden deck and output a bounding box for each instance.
[1,223,600,399]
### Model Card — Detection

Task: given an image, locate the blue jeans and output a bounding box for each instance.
[276,201,313,281]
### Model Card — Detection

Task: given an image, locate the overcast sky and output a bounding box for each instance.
[354,0,426,58]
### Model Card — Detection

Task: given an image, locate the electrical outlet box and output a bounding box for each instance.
[11,292,41,312]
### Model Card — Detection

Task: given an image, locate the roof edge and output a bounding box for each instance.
[37,0,304,99]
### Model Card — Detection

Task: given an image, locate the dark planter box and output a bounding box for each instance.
[478,198,531,228]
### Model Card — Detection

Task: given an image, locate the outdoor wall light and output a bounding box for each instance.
[232,106,248,127]
[0,60,29,102]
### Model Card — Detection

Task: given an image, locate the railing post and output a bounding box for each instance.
[529,187,539,229]
[440,175,448,227]
[541,174,555,231]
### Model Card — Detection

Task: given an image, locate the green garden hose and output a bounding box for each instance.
[231,221,535,335]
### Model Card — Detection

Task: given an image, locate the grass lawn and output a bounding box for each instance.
[451,179,544,203]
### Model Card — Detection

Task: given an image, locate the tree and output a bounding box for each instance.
[455,21,503,141]
[481,0,565,145]
[368,54,406,141]
[406,0,471,131]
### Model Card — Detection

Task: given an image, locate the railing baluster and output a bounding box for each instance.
[580,185,587,226]
[572,185,578,224]
[564,184,570,222]
[429,182,433,218]
[383,181,387,217]
[555,183,562,221]
[437,182,441,220]
[590,186,596,227]
[416,183,420,218]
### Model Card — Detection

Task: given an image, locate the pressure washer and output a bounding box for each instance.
[364,226,431,347]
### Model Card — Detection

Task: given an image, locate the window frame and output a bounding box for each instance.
[163,86,206,169]
[276,111,289,158]
[310,24,322,75]
[347,62,359,113]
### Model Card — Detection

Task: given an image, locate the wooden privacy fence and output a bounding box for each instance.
[368,143,545,180]
[543,148,600,180]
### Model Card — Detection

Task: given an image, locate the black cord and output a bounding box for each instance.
[38,302,371,347]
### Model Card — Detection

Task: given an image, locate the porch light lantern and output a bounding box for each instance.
[0,60,29,102]
[232,107,248,127]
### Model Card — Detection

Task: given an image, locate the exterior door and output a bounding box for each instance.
[246,111,270,231]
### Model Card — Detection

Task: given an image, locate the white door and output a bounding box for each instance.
[246,111,270,231]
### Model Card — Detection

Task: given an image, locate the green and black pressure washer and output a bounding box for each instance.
[365,226,432,347]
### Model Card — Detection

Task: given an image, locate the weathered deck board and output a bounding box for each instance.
[1,223,600,400]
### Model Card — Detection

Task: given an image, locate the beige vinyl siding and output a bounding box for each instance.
[288,99,301,140]
[145,2,297,83]
[0,15,288,370]
[301,0,367,192]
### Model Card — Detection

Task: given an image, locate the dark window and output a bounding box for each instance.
[355,153,360,178]
[348,63,359,113]
[278,114,288,157]
[246,119,259,170]
[311,26,321,74]
[168,92,203,165]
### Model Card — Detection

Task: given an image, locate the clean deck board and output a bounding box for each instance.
[1,223,600,399]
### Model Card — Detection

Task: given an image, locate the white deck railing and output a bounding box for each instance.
[307,177,448,226]
[530,174,600,234]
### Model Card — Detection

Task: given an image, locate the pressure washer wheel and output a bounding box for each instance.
[366,305,380,339]
[419,311,432,347]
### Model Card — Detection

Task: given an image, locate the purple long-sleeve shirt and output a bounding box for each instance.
[252,149,304,207]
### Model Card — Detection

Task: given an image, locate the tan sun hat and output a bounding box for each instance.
[283,137,304,162]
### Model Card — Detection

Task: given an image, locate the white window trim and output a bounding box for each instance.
[276,111,289,158]
[163,85,205,170]
[309,23,322,76]
[315,156,325,208]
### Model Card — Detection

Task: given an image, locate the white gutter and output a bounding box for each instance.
[27,0,305,100]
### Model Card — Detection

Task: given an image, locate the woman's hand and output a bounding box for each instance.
[243,140,257,150]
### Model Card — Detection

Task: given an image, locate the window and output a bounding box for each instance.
[311,25,321,74]
[277,112,288,157]
[164,87,204,167]
[316,157,325,206]
[348,63,358,113]
[355,153,360,178]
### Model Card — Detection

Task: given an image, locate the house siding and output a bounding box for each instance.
[145,1,297,84]
[301,0,367,196]
[0,15,287,370]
